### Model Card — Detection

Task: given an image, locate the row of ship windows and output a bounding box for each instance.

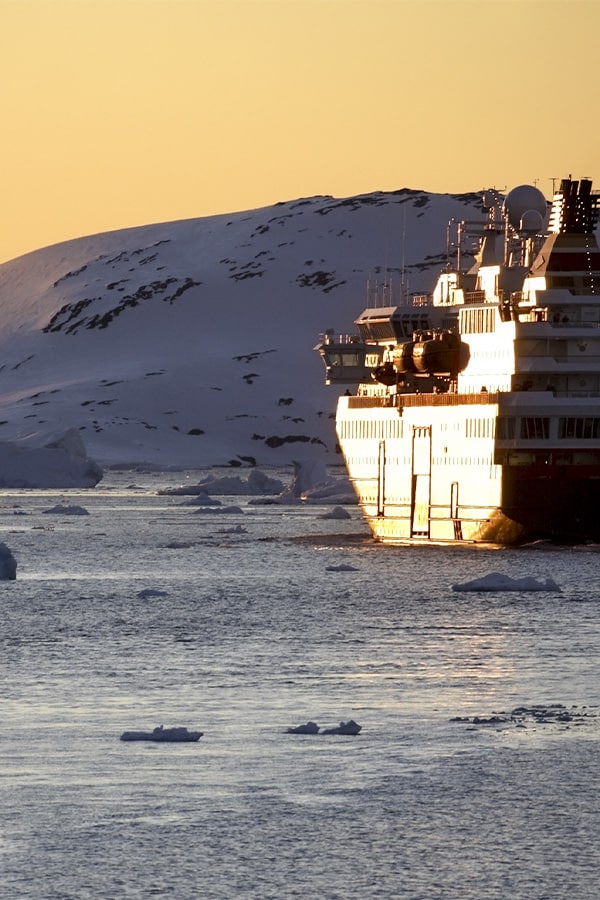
[340,417,600,442]
[458,298,600,336]
[346,455,499,471]
[345,451,600,469]
[465,419,494,438]
[340,420,403,440]
[496,416,600,440]
[460,308,496,334]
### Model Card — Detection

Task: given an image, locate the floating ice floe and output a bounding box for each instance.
[192,505,244,515]
[120,726,203,742]
[320,506,351,520]
[286,719,362,736]
[181,492,222,507]
[0,543,17,580]
[451,572,561,592]
[216,524,248,534]
[277,459,357,505]
[137,588,169,599]
[287,721,320,734]
[160,469,284,497]
[42,503,90,516]
[322,720,362,735]
[450,704,597,729]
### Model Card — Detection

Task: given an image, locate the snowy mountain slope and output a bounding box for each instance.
[0,188,487,468]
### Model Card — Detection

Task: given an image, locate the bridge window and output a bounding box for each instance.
[520,417,549,439]
[559,417,600,439]
[496,416,516,439]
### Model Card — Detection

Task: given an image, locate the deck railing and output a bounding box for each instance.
[347,391,500,410]
[396,391,499,408]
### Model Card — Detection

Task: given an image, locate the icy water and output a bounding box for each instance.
[1,469,599,900]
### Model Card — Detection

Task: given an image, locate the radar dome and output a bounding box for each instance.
[503,185,548,232]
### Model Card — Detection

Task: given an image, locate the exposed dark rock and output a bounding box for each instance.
[44,277,201,334]
[256,434,326,449]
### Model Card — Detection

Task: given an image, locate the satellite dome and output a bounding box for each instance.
[503,184,548,232]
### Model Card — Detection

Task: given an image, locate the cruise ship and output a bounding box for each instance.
[316,177,600,544]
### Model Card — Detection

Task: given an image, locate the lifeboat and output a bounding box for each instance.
[392,341,416,374]
[412,330,470,376]
[372,361,397,385]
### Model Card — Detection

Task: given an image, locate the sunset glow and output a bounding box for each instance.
[1,0,598,262]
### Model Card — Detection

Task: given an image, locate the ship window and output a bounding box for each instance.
[465,417,492,438]
[507,451,536,465]
[326,351,362,367]
[551,276,575,289]
[574,451,600,465]
[520,417,549,439]
[460,307,496,334]
[559,417,600,439]
[496,416,516,439]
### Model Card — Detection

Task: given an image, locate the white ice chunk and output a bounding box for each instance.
[452,572,561,592]
[278,459,357,504]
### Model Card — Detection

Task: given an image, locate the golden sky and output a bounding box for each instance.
[1,0,599,262]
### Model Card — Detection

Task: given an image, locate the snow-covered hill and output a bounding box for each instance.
[0,188,486,468]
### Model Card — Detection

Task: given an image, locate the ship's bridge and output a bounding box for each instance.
[355,303,457,342]
[314,331,382,385]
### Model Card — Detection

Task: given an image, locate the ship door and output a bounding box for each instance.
[450,481,463,541]
[377,440,386,516]
[411,425,432,537]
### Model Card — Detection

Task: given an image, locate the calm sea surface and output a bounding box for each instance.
[1,469,599,899]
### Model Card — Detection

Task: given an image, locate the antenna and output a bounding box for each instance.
[446,218,455,271]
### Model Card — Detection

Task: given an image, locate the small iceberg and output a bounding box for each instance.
[451,572,561,592]
[320,506,351,520]
[160,470,284,497]
[0,543,17,580]
[286,721,320,734]
[42,503,89,516]
[321,720,362,736]
[277,459,357,505]
[182,492,222,507]
[286,719,362,735]
[0,428,102,488]
[326,563,359,572]
[120,725,203,742]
